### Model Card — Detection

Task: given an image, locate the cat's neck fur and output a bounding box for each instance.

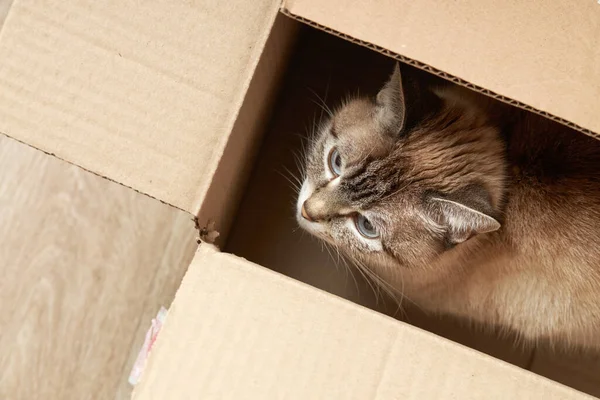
[382,101,600,349]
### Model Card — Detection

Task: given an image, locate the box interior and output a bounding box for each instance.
[224,20,600,397]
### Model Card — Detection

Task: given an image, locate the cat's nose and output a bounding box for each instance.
[302,189,349,222]
[301,201,313,222]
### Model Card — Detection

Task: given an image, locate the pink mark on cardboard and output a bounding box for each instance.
[128,306,168,386]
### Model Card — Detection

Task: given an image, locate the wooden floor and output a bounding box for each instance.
[0,4,198,400]
[0,138,196,399]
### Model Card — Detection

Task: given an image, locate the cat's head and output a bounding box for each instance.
[296,63,507,274]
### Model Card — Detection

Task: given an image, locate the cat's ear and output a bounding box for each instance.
[375,62,407,135]
[430,188,501,244]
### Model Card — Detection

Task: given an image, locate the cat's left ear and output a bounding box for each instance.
[430,192,501,244]
[375,62,407,135]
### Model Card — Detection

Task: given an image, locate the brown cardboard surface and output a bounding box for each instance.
[197,14,299,241]
[133,244,592,400]
[283,0,600,138]
[0,0,280,214]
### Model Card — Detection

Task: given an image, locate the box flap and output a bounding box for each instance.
[132,245,591,399]
[283,0,600,138]
[0,0,280,213]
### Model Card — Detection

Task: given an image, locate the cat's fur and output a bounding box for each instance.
[296,62,600,349]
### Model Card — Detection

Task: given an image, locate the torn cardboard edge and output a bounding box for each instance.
[128,306,169,386]
[195,219,221,245]
[126,226,219,388]
[279,8,599,142]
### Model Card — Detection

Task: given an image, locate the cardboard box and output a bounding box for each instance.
[0,0,598,398]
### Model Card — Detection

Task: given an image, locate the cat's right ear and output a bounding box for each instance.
[430,197,501,244]
[427,185,501,245]
[375,62,407,136]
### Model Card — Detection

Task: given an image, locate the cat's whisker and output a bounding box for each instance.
[355,146,377,169]
[362,264,395,305]
[282,165,304,188]
[276,168,302,194]
[329,243,357,292]
[309,99,333,122]
[382,261,426,315]
[292,131,311,142]
[307,87,334,120]
[349,253,412,317]
[291,152,307,181]
[377,254,414,319]
[319,240,364,298]
[379,182,411,204]
[357,266,380,304]
[346,255,384,305]
[398,270,408,318]
[292,134,311,163]
[309,116,322,141]
[322,243,339,273]
[370,253,406,314]
[319,74,333,125]
[337,250,361,296]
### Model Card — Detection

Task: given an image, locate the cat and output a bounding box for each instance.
[296,62,600,350]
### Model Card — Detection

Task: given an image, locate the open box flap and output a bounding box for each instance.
[132,244,590,400]
[283,0,600,138]
[0,0,280,214]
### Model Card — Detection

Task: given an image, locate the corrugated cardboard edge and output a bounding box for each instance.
[190,0,283,217]
[279,8,599,142]
[196,14,299,242]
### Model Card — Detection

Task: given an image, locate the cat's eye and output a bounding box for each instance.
[355,214,379,239]
[327,147,343,177]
